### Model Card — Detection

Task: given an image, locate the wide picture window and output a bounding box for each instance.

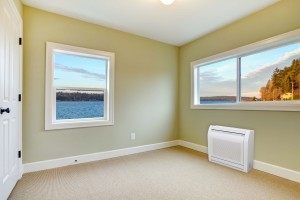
[45,42,114,130]
[192,30,300,111]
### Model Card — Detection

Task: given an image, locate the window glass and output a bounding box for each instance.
[241,43,300,102]
[198,58,237,104]
[54,53,107,120]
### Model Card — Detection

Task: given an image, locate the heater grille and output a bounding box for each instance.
[208,126,254,173]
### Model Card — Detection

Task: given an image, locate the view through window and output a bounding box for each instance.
[45,42,114,130]
[241,43,300,102]
[194,41,300,106]
[198,58,237,104]
[54,53,107,120]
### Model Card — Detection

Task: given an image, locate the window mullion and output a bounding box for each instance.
[237,57,241,103]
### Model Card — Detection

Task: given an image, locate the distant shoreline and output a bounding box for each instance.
[57,100,103,102]
[56,91,104,101]
[200,96,261,102]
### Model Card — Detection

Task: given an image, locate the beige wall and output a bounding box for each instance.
[23,0,300,172]
[179,0,300,171]
[23,6,179,163]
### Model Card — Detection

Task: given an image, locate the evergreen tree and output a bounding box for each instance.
[260,58,300,100]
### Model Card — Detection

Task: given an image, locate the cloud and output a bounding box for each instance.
[243,48,300,79]
[199,70,223,82]
[200,48,300,97]
[55,63,106,81]
[201,81,236,96]
[240,48,300,97]
[54,77,60,80]
[199,67,237,96]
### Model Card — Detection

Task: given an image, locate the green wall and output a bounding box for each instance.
[23,0,300,172]
[23,6,179,163]
[179,0,300,171]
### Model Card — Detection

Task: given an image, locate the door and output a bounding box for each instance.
[0,0,22,199]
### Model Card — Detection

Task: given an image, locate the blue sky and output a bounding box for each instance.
[54,53,107,89]
[199,42,300,98]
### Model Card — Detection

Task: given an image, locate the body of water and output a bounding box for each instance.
[200,101,236,104]
[56,101,104,120]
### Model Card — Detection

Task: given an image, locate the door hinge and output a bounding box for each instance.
[18,151,21,158]
[18,94,21,102]
[19,38,22,45]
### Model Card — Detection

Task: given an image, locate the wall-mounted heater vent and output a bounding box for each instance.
[208,125,254,173]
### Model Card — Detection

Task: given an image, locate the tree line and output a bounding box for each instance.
[260,58,300,101]
[200,96,258,102]
[56,92,104,101]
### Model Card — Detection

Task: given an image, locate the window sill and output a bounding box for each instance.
[191,101,300,111]
[45,119,114,130]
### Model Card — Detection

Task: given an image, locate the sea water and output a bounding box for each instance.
[200,101,235,104]
[56,101,104,120]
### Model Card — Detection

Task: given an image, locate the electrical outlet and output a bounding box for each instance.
[131,133,136,140]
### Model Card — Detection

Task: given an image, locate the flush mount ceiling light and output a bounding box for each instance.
[160,0,175,5]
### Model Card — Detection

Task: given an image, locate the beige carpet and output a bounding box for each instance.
[9,147,300,200]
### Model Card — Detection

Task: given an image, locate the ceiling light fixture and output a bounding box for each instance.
[160,0,175,5]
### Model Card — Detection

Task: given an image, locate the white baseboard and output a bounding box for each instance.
[253,160,300,184]
[23,139,300,184]
[178,140,300,184]
[23,140,179,173]
[178,140,208,154]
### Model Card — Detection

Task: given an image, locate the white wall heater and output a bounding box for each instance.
[208,125,254,173]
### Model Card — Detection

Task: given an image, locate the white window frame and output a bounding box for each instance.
[45,42,114,130]
[191,28,300,111]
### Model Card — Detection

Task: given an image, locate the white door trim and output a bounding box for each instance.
[7,0,23,179]
[0,0,23,199]
[7,0,22,23]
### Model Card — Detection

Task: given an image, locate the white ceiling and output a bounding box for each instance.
[21,0,279,46]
